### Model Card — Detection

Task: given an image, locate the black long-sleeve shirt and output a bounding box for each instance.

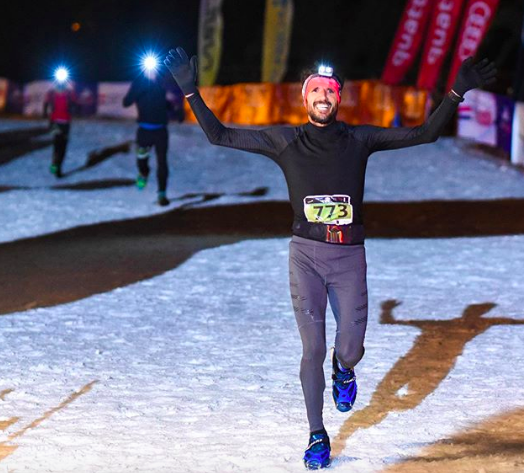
[187,92,459,242]
[123,76,170,125]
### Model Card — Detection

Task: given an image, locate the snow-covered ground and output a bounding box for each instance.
[0,118,523,472]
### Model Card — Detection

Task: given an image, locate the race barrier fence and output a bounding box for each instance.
[182,80,429,128]
[457,89,515,156]
[0,76,522,166]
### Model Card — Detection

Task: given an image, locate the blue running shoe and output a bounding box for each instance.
[332,349,357,412]
[303,429,331,470]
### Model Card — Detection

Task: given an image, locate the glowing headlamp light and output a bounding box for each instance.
[54,67,69,83]
[318,65,333,77]
[142,54,159,72]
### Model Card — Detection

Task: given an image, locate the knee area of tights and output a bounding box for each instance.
[336,347,364,369]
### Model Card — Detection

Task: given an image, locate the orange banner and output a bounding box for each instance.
[184,85,233,124]
[184,81,428,127]
[228,83,276,125]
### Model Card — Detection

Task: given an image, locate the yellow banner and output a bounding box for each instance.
[262,0,294,83]
[198,0,224,87]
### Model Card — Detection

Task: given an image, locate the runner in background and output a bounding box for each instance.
[123,55,173,206]
[44,67,76,178]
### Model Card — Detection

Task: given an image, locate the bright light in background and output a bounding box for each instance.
[54,67,69,83]
[142,54,159,72]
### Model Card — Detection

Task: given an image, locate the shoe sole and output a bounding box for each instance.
[304,459,331,470]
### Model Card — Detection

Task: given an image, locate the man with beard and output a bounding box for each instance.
[164,47,496,470]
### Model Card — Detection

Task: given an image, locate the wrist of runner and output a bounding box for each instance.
[179,82,197,99]
[447,89,464,103]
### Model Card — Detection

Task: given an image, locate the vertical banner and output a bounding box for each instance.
[417,0,466,90]
[381,0,435,85]
[511,102,524,166]
[446,0,500,90]
[198,0,224,87]
[262,0,294,83]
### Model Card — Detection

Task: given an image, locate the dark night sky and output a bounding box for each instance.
[1,0,523,94]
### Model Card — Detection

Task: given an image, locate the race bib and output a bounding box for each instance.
[303,194,353,225]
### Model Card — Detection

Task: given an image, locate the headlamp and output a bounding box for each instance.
[142,54,159,72]
[54,67,69,83]
[318,65,334,77]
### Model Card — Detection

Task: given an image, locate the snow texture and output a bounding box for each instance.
[0,118,523,472]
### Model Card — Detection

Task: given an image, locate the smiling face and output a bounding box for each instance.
[303,76,341,127]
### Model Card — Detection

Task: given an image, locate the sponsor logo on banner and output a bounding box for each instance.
[458,89,497,146]
[198,0,224,87]
[262,0,294,83]
[417,0,466,90]
[458,88,515,154]
[446,0,500,90]
[382,0,436,85]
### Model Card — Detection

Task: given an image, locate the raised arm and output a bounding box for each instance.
[122,79,141,108]
[164,47,291,159]
[355,57,497,153]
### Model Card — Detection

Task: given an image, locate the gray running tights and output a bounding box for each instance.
[289,235,368,432]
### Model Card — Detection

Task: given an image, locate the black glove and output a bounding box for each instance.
[164,47,198,96]
[452,57,497,97]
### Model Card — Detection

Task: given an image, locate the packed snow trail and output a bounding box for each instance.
[0,119,523,472]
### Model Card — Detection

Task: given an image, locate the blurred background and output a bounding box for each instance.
[1,0,524,162]
[1,0,522,94]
